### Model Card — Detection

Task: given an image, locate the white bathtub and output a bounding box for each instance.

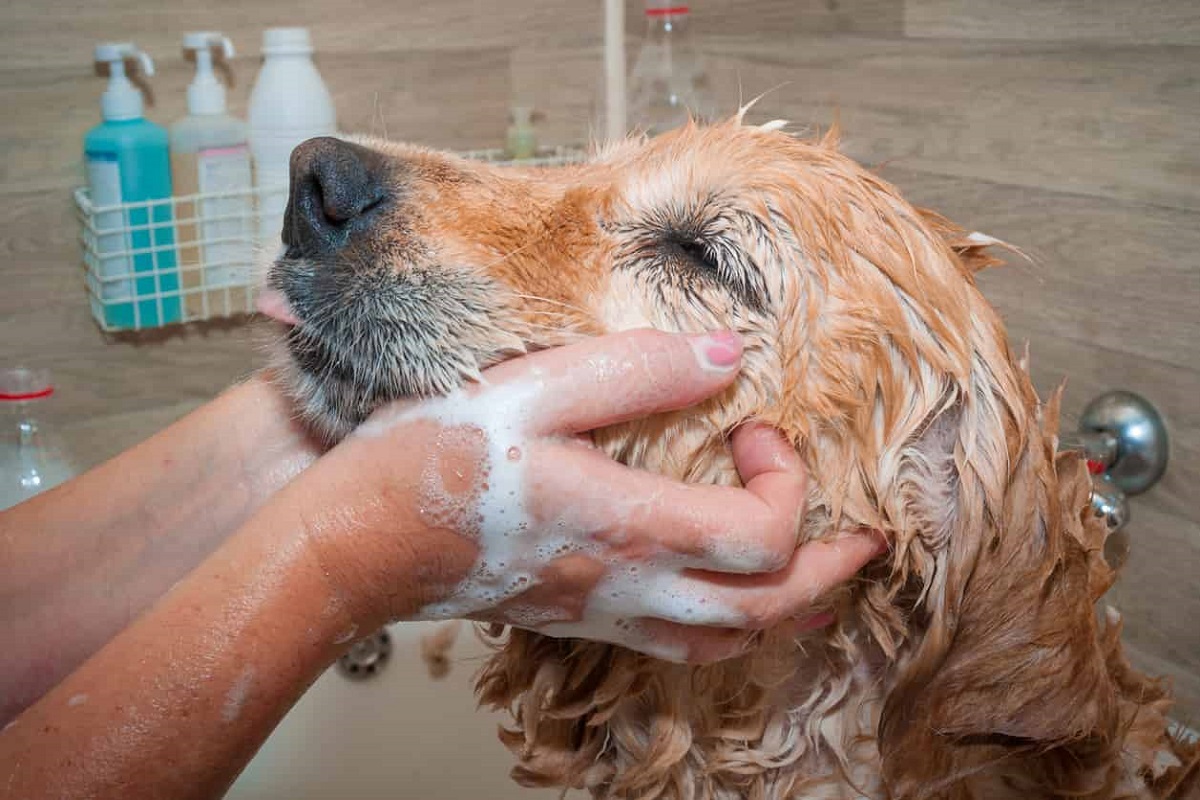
[228,622,572,800]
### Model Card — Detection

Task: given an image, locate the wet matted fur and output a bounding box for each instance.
[265,118,1199,799]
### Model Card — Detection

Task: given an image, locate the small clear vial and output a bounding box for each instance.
[1,368,76,510]
[505,106,540,160]
[627,2,716,137]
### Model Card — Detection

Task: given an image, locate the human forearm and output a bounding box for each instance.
[0,372,322,722]
[0,486,354,800]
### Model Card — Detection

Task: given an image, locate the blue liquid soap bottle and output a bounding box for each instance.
[84,43,180,329]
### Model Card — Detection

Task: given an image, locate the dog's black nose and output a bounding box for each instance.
[284,137,387,256]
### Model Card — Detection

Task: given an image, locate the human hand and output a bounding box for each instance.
[293,329,884,663]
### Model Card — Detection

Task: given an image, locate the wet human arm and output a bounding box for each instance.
[0,474,352,800]
[0,373,323,725]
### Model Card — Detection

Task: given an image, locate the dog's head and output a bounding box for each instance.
[263,121,1188,798]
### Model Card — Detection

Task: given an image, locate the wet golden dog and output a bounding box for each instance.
[264,118,1198,799]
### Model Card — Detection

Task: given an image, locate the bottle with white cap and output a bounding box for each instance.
[170,32,254,305]
[247,27,337,248]
[84,42,180,329]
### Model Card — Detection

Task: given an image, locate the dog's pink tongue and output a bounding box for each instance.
[255,288,300,326]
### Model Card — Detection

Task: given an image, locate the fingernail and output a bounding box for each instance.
[872,532,891,558]
[691,331,743,372]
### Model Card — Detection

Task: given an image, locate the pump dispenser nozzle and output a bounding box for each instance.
[182,32,235,116]
[94,42,154,122]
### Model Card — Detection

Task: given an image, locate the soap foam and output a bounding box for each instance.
[542,612,688,663]
[363,378,562,620]
[704,532,780,574]
[222,666,255,723]
[356,373,744,657]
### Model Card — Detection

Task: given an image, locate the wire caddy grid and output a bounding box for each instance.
[73,145,588,333]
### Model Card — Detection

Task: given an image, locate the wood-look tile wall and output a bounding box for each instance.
[1,1,1197,721]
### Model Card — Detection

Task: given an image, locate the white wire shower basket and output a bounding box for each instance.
[73,145,588,333]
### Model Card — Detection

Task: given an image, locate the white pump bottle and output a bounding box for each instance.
[248,27,337,248]
[171,32,254,296]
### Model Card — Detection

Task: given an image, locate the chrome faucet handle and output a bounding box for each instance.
[1074,390,1169,495]
[1060,391,1169,539]
[1087,472,1129,536]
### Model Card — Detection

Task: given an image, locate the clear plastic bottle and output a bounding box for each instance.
[0,368,75,511]
[627,2,716,137]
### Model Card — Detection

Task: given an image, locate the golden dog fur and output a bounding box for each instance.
[311,119,1200,798]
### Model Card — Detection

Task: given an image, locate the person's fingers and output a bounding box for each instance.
[528,611,747,663]
[489,584,840,663]
[611,612,838,664]
[728,420,807,550]
[729,421,806,480]
[630,621,750,663]
[694,530,886,629]
[481,328,744,436]
[602,529,881,628]
[524,440,805,574]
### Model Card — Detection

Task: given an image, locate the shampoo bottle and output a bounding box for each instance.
[505,106,540,160]
[170,32,254,313]
[84,43,180,329]
[248,27,337,248]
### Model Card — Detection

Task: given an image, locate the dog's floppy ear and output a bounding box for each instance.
[878,397,1119,797]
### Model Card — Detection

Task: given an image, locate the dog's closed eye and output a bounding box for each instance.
[619,207,770,314]
[666,234,719,273]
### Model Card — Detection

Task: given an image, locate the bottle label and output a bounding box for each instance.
[85,152,134,302]
[174,145,255,300]
[196,145,254,289]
